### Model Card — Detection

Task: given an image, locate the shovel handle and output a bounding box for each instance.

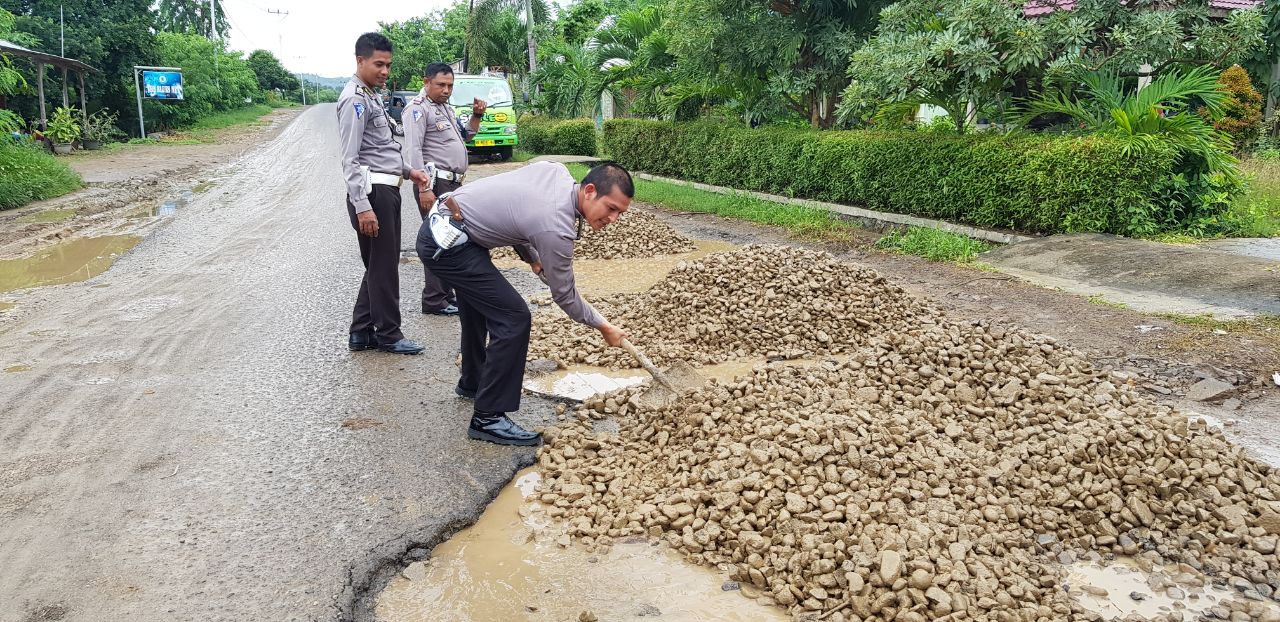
[620,338,677,392]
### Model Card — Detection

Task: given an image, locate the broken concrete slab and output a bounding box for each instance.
[1187,378,1238,402]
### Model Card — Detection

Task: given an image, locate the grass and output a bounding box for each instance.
[1153,312,1280,333]
[1087,294,1130,310]
[16,208,76,223]
[874,226,991,263]
[564,162,861,241]
[0,143,82,210]
[512,148,537,163]
[1224,158,1280,237]
[189,104,274,131]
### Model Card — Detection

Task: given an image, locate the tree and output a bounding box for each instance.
[1201,65,1263,152]
[840,0,1048,132]
[841,0,1266,132]
[2,0,158,134]
[0,7,28,132]
[466,0,551,77]
[1019,65,1240,229]
[156,0,230,39]
[246,49,299,93]
[143,32,258,129]
[594,4,676,117]
[557,0,606,46]
[665,0,892,128]
[379,16,447,92]
[531,38,607,117]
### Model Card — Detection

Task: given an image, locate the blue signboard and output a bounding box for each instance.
[142,71,184,100]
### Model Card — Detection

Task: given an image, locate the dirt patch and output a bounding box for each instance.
[0,107,303,258]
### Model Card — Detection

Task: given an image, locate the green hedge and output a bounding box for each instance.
[0,142,83,210]
[519,116,598,156]
[601,119,1177,235]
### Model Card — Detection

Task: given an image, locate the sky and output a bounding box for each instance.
[219,0,454,78]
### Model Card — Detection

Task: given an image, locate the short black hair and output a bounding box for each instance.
[355,32,393,58]
[424,63,453,80]
[583,162,634,199]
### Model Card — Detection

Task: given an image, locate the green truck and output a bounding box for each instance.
[449,74,518,161]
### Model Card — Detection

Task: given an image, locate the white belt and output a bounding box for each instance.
[369,172,403,187]
[434,169,464,183]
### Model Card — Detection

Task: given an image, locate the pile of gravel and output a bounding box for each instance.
[528,245,927,368]
[531,246,1280,622]
[492,209,696,262]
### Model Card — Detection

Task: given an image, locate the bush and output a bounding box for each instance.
[0,142,82,209]
[603,119,1176,235]
[1202,65,1262,153]
[518,115,597,156]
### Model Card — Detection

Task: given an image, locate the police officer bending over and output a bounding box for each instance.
[403,62,486,317]
[417,162,633,446]
[338,33,431,355]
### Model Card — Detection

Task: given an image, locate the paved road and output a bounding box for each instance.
[0,105,548,622]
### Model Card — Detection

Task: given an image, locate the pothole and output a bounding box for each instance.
[0,235,141,293]
[375,469,787,622]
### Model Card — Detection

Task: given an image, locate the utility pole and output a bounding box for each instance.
[267,9,302,105]
[210,0,220,90]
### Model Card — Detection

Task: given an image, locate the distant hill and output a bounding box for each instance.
[299,74,348,91]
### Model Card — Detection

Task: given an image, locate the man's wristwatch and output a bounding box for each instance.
[471,110,484,117]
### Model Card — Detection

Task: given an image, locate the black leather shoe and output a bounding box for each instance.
[424,303,459,316]
[348,331,375,351]
[455,384,476,400]
[377,338,425,355]
[468,411,541,446]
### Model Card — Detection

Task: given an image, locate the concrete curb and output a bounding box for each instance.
[629,172,1034,246]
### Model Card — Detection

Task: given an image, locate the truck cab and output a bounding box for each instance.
[449,74,518,161]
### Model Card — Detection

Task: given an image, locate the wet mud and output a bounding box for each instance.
[0,235,140,293]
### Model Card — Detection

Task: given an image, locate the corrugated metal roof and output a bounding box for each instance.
[1025,0,1260,17]
[0,39,97,73]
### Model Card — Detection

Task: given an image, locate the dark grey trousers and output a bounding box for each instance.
[416,228,531,414]
[415,178,460,312]
[347,183,403,345]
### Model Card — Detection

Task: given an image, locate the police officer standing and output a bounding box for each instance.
[338,32,432,354]
[417,161,633,446]
[402,62,486,317]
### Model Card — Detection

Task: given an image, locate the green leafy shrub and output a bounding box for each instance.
[46,107,81,144]
[602,119,1176,235]
[1201,65,1262,153]
[0,142,82,209]
[518,115,597,156]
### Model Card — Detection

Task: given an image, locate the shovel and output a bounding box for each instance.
[619,338,706,409]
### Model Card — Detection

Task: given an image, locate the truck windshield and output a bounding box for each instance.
[450,80,514,108]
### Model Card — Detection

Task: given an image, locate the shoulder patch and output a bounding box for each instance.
[353,102,365,119]
[411,95,425,105]
[412,109,423,122]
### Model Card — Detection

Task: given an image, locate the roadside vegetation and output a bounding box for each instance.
[564,162,860,241]
[875,227,991,263]
[0,141,82,210]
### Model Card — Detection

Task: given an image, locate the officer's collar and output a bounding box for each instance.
[572,183,583,240]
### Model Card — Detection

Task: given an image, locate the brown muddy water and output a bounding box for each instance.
[0,235,140,293]
[376,470,787,622]
[1067,559,1280,620]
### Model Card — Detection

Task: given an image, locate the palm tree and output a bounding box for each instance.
[466,0,551,74]
[1019,66,1238,182]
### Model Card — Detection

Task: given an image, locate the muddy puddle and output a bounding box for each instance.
[376,470,787,622]
[0,235,141,293]
[0,301,14,312]
[1066,559,1280,620]
[495,240,740,296]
